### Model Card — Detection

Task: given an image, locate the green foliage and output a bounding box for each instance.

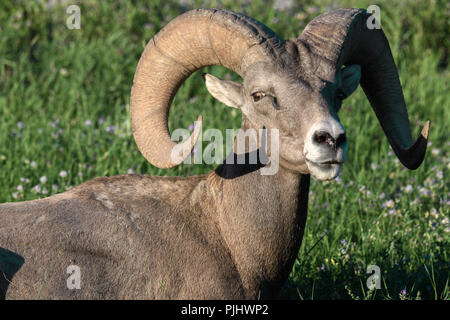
[0,0,448,299]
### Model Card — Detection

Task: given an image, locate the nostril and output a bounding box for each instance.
[313,131,334,145]
[336,133,347,147]
[313,130,346,150]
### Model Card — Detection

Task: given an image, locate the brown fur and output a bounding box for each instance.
[1,168,309,299]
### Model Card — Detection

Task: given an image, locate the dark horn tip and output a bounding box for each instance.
[399,121,430,170]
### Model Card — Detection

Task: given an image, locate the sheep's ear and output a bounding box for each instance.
[339,64,361,98]
[203,73,243,109]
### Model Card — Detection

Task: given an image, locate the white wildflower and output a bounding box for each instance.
[382,199,395,208]
[432,148,441,156]
[105,125,115,134]
[273,0,294,11]
[20,177,30,184]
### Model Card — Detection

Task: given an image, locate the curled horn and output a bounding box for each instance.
[130,9,284,168]
[298,8,429,169]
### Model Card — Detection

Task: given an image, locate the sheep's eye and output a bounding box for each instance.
[252,91,266,102]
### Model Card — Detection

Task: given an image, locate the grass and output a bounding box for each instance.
[0,0,448,300]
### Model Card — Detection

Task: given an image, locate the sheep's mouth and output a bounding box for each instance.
[305,158,344,180]
[305,159,344,166]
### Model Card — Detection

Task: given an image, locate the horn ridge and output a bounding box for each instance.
[131,9,283,168]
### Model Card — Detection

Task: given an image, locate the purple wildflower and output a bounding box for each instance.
[399,288,407,300]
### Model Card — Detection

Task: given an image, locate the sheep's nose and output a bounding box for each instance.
[313,130,346,150]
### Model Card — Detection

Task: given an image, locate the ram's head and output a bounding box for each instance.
[131,9,429,180]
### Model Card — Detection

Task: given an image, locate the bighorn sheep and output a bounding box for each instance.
[0,8,429,299]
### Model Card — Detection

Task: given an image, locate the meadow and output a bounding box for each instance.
[0,0,448,299]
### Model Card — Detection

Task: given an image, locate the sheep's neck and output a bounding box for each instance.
[214,157,310,298]
[214,117,310,298]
